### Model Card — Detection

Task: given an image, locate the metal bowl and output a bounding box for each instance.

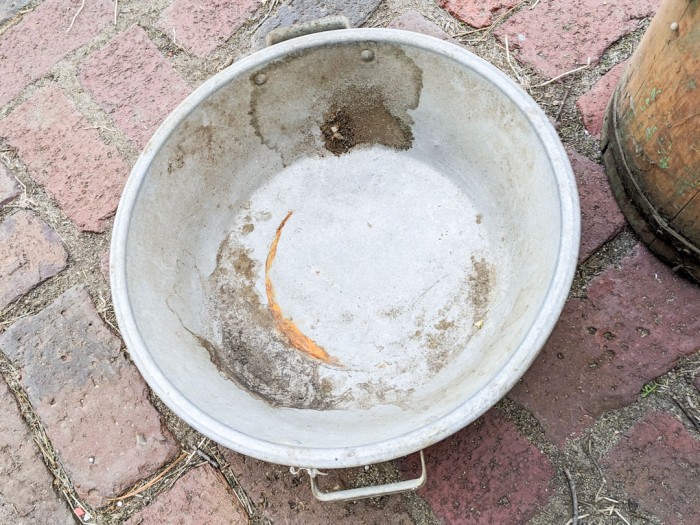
[111,28,579,470]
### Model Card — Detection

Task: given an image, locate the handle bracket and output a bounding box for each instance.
[301,451,427,502]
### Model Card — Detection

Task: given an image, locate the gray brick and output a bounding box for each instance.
[253,0,382,49]
[0,378,74,524]
[0,286,179,507]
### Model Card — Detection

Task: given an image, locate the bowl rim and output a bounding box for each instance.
[111,27,580,468]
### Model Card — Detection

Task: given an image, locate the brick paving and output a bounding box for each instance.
[493,0,659,78]
[79,25,192,149]
[124,465,248,525]
[387,10,457,42]
[0,85,129,232]
[576,61,628,139]
[602,412,700,525]
[0,1,698,524]
[252,0,382,48]
[0,377,75,523]
[0,0,32,24]
[439,0,519,29]
[0,0,112,107]
[0,210,67,310]
[397,409,555,524]
[159,0,260,57]
[0,286,179,507]
[511,244,700,447]
[568,148,626,262]
[0,161,19,207]
[223,449,417,524]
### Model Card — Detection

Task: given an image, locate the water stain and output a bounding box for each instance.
[248,43,422,164]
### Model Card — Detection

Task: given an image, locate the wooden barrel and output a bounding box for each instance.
[602,0,699,282]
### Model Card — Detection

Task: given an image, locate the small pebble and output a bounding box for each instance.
[670,21,679,31]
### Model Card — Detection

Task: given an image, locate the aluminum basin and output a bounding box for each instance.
[111,29,580,469]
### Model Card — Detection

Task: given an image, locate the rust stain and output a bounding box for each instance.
[265,211,337,365]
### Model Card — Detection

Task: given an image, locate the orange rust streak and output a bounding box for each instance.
[265,211,336,365]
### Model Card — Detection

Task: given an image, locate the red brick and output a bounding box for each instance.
[602,412,700,525]
[576,61,628,139]
[79,25,191,150]
[0,285,179,507]
[222,449,415,524]
[510,244,700,446]
[0,377,75,524]
[387,9,459,43]
[396,409,554,524]
[0,86,129,232]
[158,0,259,58]
[567,149,626,262]
[495,0,659,78]
[0,210,68,310]
[0,163,20,207]
[0,0,112,108]
[124,465,248,524]
[439,0,520,29]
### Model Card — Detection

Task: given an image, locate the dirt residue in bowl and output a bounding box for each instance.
[320,88,415,155]
[469,255,493,314]
[203,232,348,410]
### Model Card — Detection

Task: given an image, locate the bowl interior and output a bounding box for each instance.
[114,30,578,467]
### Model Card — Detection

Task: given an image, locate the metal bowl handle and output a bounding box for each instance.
[294,450,426,502]
[266,15,350,47]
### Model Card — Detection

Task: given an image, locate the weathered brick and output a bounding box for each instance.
[0,210,67,310]
[124,465,248,525]
[0,377,75,524]
[396,409,555,524]
[80,26,191,149]
[223,449,416,524]
[0,0,112,108]
[158,0,259,58]
[253,0,382,49]
[494,0,659,78]
[0,163,20,207]
[387,9,459,43]
[602,412,700,525]
[567,149,626,262]
[510,244,700,446]
[0,285,179,507]
[439,0,520,29]
[576,61,627,139]
[0,0,32,25]
[0,85,129,232]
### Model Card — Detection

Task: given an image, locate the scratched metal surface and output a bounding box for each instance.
[111,29,579,468]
